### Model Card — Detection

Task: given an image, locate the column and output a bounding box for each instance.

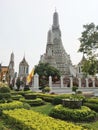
[60,76,64,88]
[78,78,81,88]
[49,76,52,90]
[92,78,95,88]
[86,78,89,88]
[34,73,39,89]
[70,77,73,88]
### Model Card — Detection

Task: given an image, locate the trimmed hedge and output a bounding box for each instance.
[2,108,84,130]
[49,104,96,122]
[20,98,45,106]
[0,87,10,93]
[0,101,24,115]
[37,93,56,103]
[24,93,37,99]
[0,100,31,115]
[11,94,23,100]
[84,97,98,112]
[11,90,33,96]
[84,102,98,112]
[0,93,11,100]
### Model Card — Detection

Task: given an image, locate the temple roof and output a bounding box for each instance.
[19,57,29,66]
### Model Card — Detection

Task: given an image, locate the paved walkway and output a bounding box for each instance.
[31,87,98,96]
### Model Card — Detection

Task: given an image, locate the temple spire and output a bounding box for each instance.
[47,29,52,44]
[52,9,59,28]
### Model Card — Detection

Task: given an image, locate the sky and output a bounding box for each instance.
[0,0,98,73]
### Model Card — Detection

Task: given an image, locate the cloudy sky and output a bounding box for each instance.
[0,0,98,73]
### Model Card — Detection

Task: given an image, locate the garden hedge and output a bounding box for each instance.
[20,98,45,106]
[2,108,85,130]
[49,104,96,122]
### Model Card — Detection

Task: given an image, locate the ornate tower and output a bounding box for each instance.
[39,11,73,76]
[9,52,15,79]
[18,56,29,78]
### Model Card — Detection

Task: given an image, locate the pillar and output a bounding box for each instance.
[34,73,39,89]
[78,78,81,88]
[49,76,52,90]
[60,76,64,88]
[70,77,73,88]
[86,78,89,88]
[92,78,95,88]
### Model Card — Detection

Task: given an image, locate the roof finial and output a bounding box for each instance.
[55,7,57,12]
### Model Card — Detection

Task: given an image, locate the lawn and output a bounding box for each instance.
[31,102,54,115]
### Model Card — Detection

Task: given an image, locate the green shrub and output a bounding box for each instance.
[2,108,84,130]
[72,86,78,93]
[76,90,82,94]
[84,102,98,112]
[24,93,37,99]
[37,93,56,103]
[49,105,96,122]
[24,85,30,91]
[11,94,23,100]
[0,101,24,115]
[0,93,11,100]
[20,98,45,106]
[23,103,31,109]
[42,86,51,93]
[86,98,98,104]
[0,87,10,93]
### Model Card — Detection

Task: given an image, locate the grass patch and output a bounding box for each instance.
[31,102,54,115]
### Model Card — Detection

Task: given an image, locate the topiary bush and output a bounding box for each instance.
[0,101,24,115]
[2,108,84,130]
[84,97,98,112]
[20,98,45,106]
[0,93,11,101]
[37,93,56,103]
[0,87,10,93]
[11,94,23,100]
[24,93,37,99]
[0,86,11,103]
[49,104,96,122]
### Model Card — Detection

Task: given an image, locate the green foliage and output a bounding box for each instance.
[84,97,98,112]
[0,87,10,93]
[42,86,51,93]
[0,93,11,101]
[49,105,96,122]
[24,93,37,99]
[82,56,98,76]
[0,87,11,103]
[78,23,98,76]
[34,63,61,89]
[72,86,78,93]
[11,94,23,100]
[20,98,45,106]
[2,108,84,130]
[0,101,24,115]
[31,102,53,115]
[36,93,57,103]
[79,23,98,55]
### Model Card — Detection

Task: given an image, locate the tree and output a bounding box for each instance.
[34,63,61,89]
[78,23,98,76]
